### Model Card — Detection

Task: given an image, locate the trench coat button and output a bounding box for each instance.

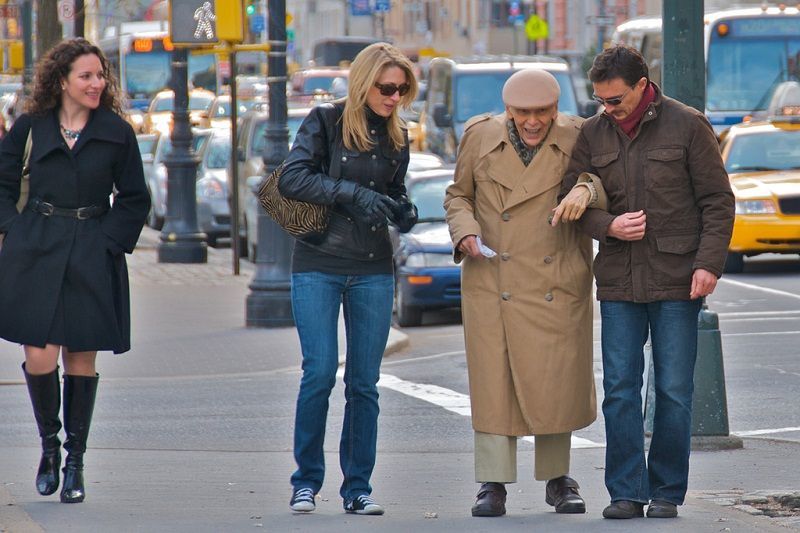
[368,252,374,258]
[544,255,553,264]
[369,180,375,187]
[544,292,554,302]
[370,129,376,134]
[371,225,377,231]
[501,252,510,261]
[501,212,511,221]
[371,154,377,160]
[501,292,511,301]
[391,160,397,166]
[341,156,347,162]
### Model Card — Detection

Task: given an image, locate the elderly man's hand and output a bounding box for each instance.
[458,235,483,258]
[550,185,592,226]
[607,211,646,241]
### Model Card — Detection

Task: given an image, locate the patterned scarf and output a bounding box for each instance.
[506,119,540,167]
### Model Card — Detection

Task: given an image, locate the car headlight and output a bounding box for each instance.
[197,178,226,199]
[735,199,776,214]
[405,252,456,267]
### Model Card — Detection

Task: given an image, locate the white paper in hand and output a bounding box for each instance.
[475,236,497,258]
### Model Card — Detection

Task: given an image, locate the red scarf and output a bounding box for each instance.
[613,82,656,138]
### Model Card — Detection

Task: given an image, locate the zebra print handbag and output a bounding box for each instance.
[256,163,331,243]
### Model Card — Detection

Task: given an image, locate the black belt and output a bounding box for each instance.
[30,198,108,220]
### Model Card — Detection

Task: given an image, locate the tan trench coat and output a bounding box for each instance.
[444,113,597,436]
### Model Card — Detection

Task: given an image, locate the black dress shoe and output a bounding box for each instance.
[545,475,586,514]
[602,500,645,519]
[647,500,678,518]
[471,482,506,517]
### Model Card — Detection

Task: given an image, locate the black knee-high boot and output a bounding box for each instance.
[22,363,62,496]
[60,374,98,504]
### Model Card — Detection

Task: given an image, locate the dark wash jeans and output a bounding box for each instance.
[600,299,702,505]
[289,272,393,501]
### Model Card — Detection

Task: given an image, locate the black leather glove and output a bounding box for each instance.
[352,186,399,226]
[389,194,418,233]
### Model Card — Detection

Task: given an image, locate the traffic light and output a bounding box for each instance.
[245,0,256,16]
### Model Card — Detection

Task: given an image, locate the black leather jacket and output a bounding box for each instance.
[280,102,410,261]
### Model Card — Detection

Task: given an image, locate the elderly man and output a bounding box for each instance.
[444,69,603,518]
[558,45,734,520]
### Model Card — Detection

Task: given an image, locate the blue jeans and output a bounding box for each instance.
[600,299,702,505]
[289,272,393,501]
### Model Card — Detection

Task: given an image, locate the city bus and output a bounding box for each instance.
[612,5,800,134]
[99,26,218,111]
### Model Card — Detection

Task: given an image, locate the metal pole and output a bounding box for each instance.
[158,47,208,263]
[245,0,294,327]
[22,0,33,92]
[74,0,85,37]
[230,51,241,275]
[662,0,705,112]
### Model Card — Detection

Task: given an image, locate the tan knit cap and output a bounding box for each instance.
[502,69,561,109]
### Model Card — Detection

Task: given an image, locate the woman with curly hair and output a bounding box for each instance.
[0,38,150,503]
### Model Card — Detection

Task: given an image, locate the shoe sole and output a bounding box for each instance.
[471,505,506,517]
[603,509,644,519]
[290,502,315,512]
[647,510,678,518]
[346,508,384,515]
[546,494,586,514]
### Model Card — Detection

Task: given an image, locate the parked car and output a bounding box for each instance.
[288,68,349,106]
[392,167,460,327]
[196,130,233,246]
[144,129,213,230]
[136,133,159,165]
[142,88,216,135]
[238,107,312,257]
[421,55,598,162]
[719,111,800,273]
[198,94,268,130]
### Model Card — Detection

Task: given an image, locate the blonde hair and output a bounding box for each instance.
[342,42,418,152]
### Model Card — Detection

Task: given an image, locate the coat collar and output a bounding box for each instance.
[30,106,126,161]
[479,113,578,208]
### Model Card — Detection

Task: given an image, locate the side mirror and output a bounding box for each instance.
[581,100,601,117]
[432,103,452,128]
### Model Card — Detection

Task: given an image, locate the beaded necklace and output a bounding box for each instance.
[60,124,82,141]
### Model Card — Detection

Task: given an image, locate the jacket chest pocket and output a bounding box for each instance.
[340,147,400,191]
[645,147,687,190]
[590,150,624,197]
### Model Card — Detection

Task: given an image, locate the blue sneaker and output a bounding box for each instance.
[290,487,315,512]
[344,494,384,515]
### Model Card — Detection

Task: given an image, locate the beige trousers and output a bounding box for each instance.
[474,430,572,482]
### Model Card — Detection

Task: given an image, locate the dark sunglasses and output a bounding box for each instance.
[591,85,634,106]
[374,82,411,97]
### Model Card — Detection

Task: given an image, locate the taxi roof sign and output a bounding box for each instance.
[169,0,219,45]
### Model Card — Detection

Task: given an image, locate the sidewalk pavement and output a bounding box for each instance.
[1,229,799,532]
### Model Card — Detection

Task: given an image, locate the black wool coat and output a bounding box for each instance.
[0,108,150,353]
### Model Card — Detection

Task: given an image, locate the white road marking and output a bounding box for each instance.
[733,427,800,437]
[723,330,800,337]
[375,372,606,449]
[717,310,800,317]
[719,278,800,300]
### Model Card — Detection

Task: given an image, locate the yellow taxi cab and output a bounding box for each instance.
[720,108,800,273]
[142,88,216,136]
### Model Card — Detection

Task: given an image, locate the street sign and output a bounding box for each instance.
[350,0,371,16]
[509,1,520,16]
[525,14,549,41]
[250,13,264,33]
[170,0,219,45]
[57,0,74,23]
[374,0,390,13]
[0,4,19,18]
[587,15,616,26]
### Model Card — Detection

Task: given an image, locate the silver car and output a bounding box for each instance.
[196,130,232,246]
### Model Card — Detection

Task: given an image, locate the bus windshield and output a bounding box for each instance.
[453,71,578,122]
[125,51,171,101]
[707,32,800,112]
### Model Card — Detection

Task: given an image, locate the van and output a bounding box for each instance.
[421,55,599,162]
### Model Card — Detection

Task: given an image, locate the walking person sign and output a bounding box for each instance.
[170,0,219,44]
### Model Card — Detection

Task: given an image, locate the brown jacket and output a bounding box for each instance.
[560,86,734,302]
[445,113,597,436]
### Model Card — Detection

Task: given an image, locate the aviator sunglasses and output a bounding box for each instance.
[374,82,411,97]
[591,85,634,106]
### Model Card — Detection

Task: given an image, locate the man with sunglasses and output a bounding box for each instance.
[445,69,604,519]
[557,45,734,520]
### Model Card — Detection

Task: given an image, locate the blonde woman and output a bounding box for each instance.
[279,42,418,515]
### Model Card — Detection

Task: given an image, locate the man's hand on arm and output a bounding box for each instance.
[690,268,718,299]
[550,185,592,226]
[458,235,482,258]
[607,211,646,241]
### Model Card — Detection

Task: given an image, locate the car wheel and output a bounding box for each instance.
[723,252,744,274]
[395,281,422,327]
[207,234,217,247]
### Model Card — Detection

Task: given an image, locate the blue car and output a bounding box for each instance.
[393,168,461,327]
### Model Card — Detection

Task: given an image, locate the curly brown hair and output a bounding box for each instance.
[25,37,123,116]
